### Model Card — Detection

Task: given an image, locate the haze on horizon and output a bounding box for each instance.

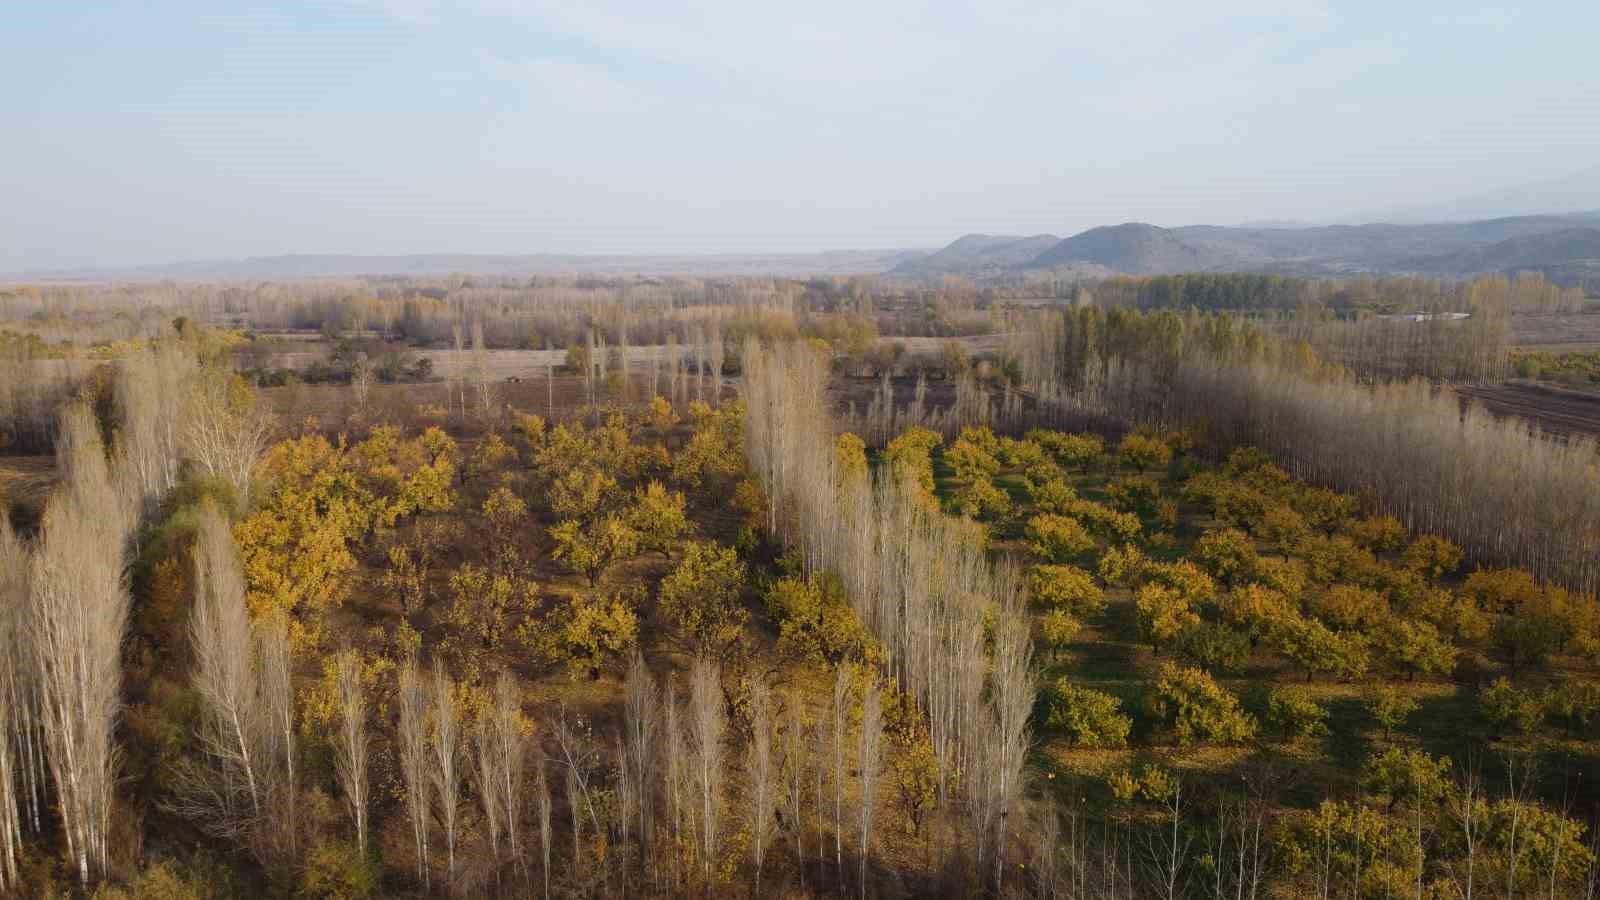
[4,1,1598,272]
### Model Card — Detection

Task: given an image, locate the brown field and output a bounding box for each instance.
[1456,380,1600,439]
[1511,312,1600,351]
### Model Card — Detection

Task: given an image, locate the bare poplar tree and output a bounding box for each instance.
[708,323,725,406]
[535,757,553,900]
[663,678,687,889]
[688,657,724,884]
[488,671,526,876]
[782,693,808,884]
[746,678,776,890]
[451,322,466,421]
[173,501,266,839]
[28,402,133,887]
[622,653,657,877]
[471,318,496,423]
[113,344,196,521]
[472,716,503,866]
[253,609,295,860]
[431,666,463,885]
[831,663,851,879]
[333,651,370,855]
[182,366,273,505]
[349,352,374,414]
[0,516,29,891]
[398,655,431,889]
[857,679,883,899]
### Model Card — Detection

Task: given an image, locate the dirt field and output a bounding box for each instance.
[1455,380,1600,440]
[1511,312,1600,351]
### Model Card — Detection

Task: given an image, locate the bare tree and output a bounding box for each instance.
[169,501,273,850]
[182,366,273,505]
[28,402,133,886]
[831,663,851,880]
[431,666,463,886]
[858,679,883,899]
[333,651,371,855]
[746,678,776,890]
[782,692,808,885]
[398,655,431,890]
[489,671,526,877]
[535,756,553,900]
[688,657,725,884]
[113,344,196,521]
[349,352,374,414]
[253,609,295,861]
[0,516,29,891]
[472,716,503,867]
[622,653,658,878]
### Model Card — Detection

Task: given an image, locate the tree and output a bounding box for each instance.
[1025,513,1095,562]
[1375,618,1455,679]
[1401,534,1463,577]
[1266,685,1329,742]
[658,542,748,654]
[835,432,868,485]
[27,402,134,886]
[1027,564,1105,617]
[557,591,640,678]
[182,366,274,505]
[1479,677,1542,736]
[1193,528,1260,586]
[1274,617,1370,682]
[1145,663,1257,746]
[1046,681,1131,747]
[550,515,639,585]
[1362,747,1450,810]
[397,656,430,890]
[1362,685,1418,739]
[332,651,371,856]
[1136,584,1200,655]
[626,481,688,558]
[1038,609,1082,660]
[1543,678,1600,737]
[549,467,618,521]
[687,658,725,884]
[1346,514,1408,552]
[1118,433,1172,473]
[857,679,884,898]
[765,573,872,665]
[745,679,776,889]
[430,668,462,884]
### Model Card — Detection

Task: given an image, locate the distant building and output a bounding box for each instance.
[1375,312,1472,322]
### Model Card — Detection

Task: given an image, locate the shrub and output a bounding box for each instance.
[1118,433,1173,473]
[1136,584,1200,654]
[1175,621,1252,674]
[1480,677,1543,736]
[1346,514,1408,551]
[1363,685,1419,739]
[1047,681,1131,748]
[1146,662,1257,746]
[1401,535,1463,577]
[1362,747,1451,809]
[1028,564,1105,616]
[1267,685,1329,742]
[1274,617,1370,682]
[1375,619,1455,680]
[1544,679,1600,737]
[299,841,377,899]
[1025,514,1095,562]
[1193,528,1260,586]
[1038,609,1082,660]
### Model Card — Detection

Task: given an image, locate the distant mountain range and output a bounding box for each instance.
[893,213,1600,284]
[10,248,929,282]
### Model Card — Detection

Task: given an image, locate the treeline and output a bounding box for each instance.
[1007,306,1600,594]
[1090,270,1586,315]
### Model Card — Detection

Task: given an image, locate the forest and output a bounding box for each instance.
[0,273,1599,897]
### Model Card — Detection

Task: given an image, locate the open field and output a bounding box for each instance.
[1456,380,1600,439]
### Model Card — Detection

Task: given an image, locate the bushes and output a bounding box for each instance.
[1025,514,1095,562]
[1362,685,1418,738]
[1266,685,1328,742]
[1046,681,1131,748]
[1145,662,1256,746]
[1027,564,1105,617]
[1480,677,1543,736]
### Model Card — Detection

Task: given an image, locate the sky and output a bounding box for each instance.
[3,1,1598,270]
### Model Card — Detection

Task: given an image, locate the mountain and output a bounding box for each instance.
[891,233,1060,275]
[1028,223,1222,274]
[1405,228,1600,279]
[1365,165,1600,224]
[14,248,929,281]
[902,212,1600,284]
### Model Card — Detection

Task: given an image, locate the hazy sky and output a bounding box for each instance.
[4,1,1598,270]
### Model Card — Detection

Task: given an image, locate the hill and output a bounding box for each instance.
[1027,223,1223,274]
[891,233,1061,275]
[903,212,1600,283]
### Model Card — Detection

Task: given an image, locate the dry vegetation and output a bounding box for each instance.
[1,272,1600,897]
